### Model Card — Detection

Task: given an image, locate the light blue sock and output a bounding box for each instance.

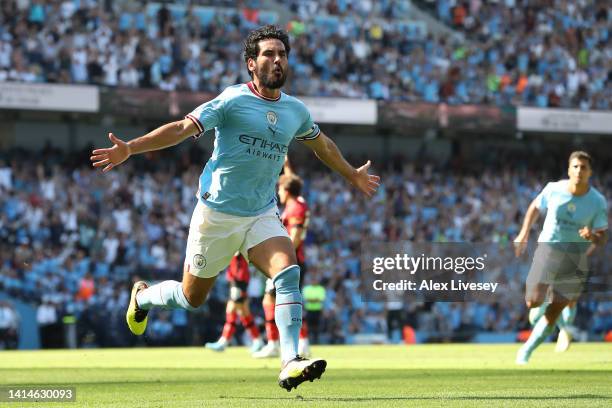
[136,280,198,311]
[524,315,554,354]
[528,304,547,326]
[273,265,302,362]
[557,305,577,330]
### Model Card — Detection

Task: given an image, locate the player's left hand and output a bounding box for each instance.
[352,160,380,198]
[578,226,593,241]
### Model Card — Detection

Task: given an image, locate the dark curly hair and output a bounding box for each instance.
[243,25,291,78]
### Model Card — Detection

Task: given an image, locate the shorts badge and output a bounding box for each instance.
[193,254,206,269]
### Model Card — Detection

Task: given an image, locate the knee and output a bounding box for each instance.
[546,301,567,317]
[272,265,300,294]
[235,301,247,314]
[237,299,251,316]
[544,308,562,323]
[184,290,205,309]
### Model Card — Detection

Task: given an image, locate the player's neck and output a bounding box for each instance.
[567,181,589,196]
[285,196,297,206]
[251,79,281,100]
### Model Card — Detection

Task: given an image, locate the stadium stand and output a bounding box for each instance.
[1,145,610,346]
[0,0,610,348]
[0,0,609,108]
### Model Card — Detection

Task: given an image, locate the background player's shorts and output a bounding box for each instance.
[185,200,289,279]
[229,280,249,303]
[526,243,588,300]
[265,262,306,296]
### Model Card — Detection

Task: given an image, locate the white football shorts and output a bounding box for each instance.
[184,200,289,279]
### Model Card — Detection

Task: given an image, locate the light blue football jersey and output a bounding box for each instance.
[535,180,608,245]
[186,82,320,216]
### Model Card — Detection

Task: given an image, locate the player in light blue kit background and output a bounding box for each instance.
[514,151,608,364]
[90,25,380,390]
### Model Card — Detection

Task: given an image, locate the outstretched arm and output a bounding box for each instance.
[513,200,540,257]
[300,131,380,197]
[90,118,200,172]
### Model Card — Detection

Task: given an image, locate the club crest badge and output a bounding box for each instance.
[266,111,278,126]
[567,203,576,213]
[193,254,206,269]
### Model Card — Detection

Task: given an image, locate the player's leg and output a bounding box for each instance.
[528,304,548,326]
[524,243,553,311]
[525,283,549,310]
[248,236,326,391]
[234,284,261,344]
[127,264,217,335]
[517,281,550,364]
[205,300,237,352]
[525,283,553,327]
[555,301,578,352]
[253,285,280,358]
[298,319,310,357]
[248,237,301,362]
[517,294,568,364]
[517,244,554,364]
[550,248,587,353]
[127,202,238,335]
[235,300,264,352]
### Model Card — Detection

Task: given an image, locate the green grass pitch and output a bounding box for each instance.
[0,344,610,407]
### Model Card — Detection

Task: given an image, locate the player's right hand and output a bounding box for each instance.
[90,133,131,172]
[513,233,529,257]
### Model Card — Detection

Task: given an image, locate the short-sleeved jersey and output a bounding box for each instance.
[535,180,608,245]
[226,253,250,283]
[282,196,309,264]
[186,82,320,217]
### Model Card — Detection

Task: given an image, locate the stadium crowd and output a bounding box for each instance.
[0,0,610,109]
[1,144,610,347]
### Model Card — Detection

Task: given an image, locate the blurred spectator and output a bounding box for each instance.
[303,277,326,344]
[37,297,62,348]
[385,297,404,342]
[0,300,19,349]
[76,272,95,302]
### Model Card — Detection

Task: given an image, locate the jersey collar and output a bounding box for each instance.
[247,81,281,102]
